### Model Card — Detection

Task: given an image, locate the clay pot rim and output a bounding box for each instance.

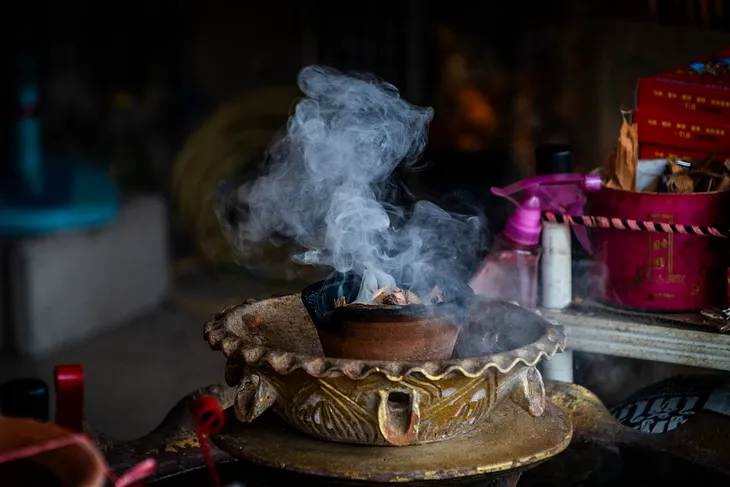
[326,309,455,324]
[325,303,459,327]
[332,302,437,318]
[204,294,567,382]
[300,277,470,328]
[0,417,107,487]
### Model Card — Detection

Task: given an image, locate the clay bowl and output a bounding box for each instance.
[301,275,473,361]
[0,418,106,487]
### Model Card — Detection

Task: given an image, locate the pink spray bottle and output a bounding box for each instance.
[469,174,601,308]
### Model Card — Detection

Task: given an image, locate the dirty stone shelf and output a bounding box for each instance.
[541,301,730,372]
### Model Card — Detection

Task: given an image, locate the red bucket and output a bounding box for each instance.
[589,186,730,312]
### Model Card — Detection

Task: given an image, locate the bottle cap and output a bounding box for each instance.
[536,144,573,175]
[54,364,84,433]
[502,195,542,246]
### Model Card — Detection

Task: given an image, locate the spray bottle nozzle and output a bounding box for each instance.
[491,173,602,248]
[491,174,601,210]
[501,194,542,246]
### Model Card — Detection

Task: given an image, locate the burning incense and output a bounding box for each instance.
[335,285,445,308]
[372,285,421,305]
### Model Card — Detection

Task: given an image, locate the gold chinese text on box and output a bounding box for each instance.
[647,215,687,297]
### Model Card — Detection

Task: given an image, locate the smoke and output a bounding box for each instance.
[216,66,486,303]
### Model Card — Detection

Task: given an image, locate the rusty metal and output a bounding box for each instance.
[204,294,566,446]
[211,400,572,483]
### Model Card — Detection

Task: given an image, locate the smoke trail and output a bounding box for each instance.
[216,65,486,303]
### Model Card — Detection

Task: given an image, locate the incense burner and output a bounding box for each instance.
[205,293,566,446]
[301,276,470,361]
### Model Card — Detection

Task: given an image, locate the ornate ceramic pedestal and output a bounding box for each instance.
[205,295,567,447]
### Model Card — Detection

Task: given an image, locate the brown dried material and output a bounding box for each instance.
[372,286,422,305]
[337,285,448,307]
[663,155,730,193]
[370,285,390,303]
[666,173,695,194]
[605,118,638,191]
[667,157,686,174]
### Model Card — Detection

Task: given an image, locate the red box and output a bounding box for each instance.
[634,107,730,153]
[637,48,730,123]
[639,144,730,161]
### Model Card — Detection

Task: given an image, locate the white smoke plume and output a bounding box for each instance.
[216,66,485,303]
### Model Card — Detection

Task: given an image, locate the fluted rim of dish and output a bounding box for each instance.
[204,294,566,382]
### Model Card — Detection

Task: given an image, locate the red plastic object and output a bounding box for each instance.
[55,365,84,433]
[193,395,225,487]
[589,186,730,311]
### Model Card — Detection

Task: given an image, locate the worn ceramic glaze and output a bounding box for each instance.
[205,294,566,446]
[212,400,573,482]
[301,276,469,360]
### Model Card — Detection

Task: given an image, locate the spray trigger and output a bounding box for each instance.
[490,174,601,251]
